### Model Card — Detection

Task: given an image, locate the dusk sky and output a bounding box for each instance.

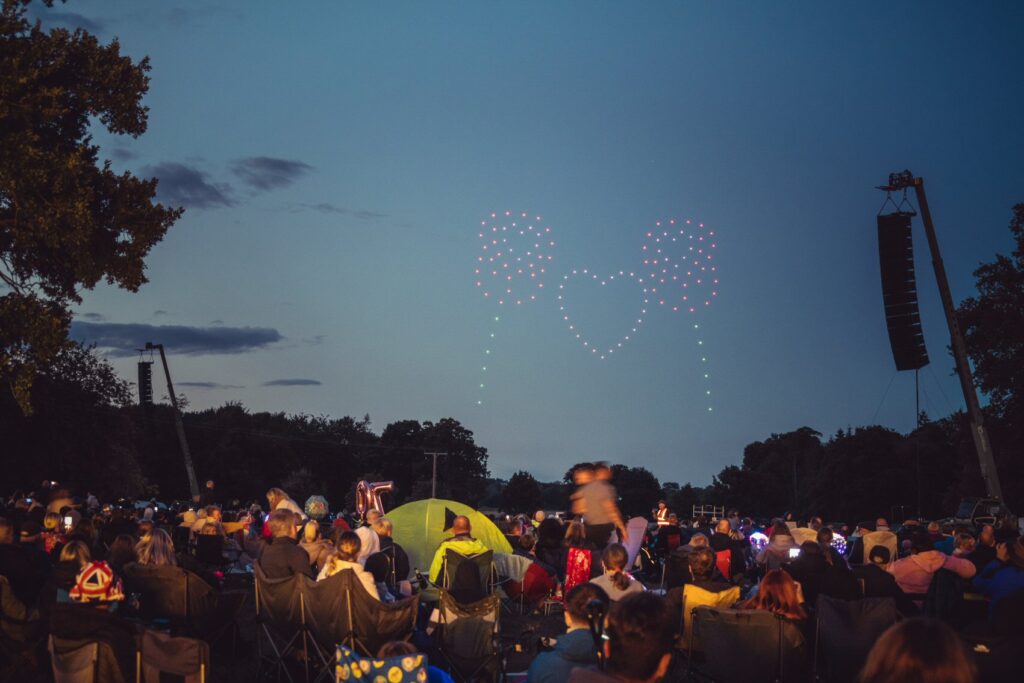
[48,2,1024,485]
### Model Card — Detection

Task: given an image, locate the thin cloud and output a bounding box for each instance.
[153,310,169,317]
[144,162,234,209]
[262,379,322,387]
[80,312,106,322]
[310,203,347,214]
[110,148,138,161]
[302,335,325,346]
[232,157,313,191]
[30,9,105,33]
[70,322,283,357]
[178,382,245,390]
[289,202,387,219]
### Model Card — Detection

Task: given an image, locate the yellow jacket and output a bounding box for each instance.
[428,536,490,583]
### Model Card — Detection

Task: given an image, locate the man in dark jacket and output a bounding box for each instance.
[709,519,746,580]
[364,517,411,597]
[527,583,609,683]
[259,509,313,579]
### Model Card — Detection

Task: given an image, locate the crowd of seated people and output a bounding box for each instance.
[5,475,1024,683]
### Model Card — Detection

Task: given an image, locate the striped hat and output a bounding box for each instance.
[69,561,125,603]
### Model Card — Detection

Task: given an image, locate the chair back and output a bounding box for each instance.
[0,574,34,642]
[301,567,417,659]
[437,591,501,681]
[442,549,494,604]
[172,525,191,552]
[814,595,899,683]
[681,584,740,651]
[862,531,898,566]
[195,535,226,565]
[791,528,817,545]
[253,561,305,631]
[49,636,99,683]
[139,629,209,683]
[122,563,189,625]
[694,607,806,683]
[49,635,128,683]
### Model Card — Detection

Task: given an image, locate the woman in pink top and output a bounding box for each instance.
[887,533,975,596]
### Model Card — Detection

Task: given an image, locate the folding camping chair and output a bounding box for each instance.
[691,606,807,683]
[436,591,503,683]
[440,548,496,604]
[679,583,740,652]
[1,574,46,680]
[302,567,419,682]
[814,595,900,683]
[48,635,127,683]
[253,561,311,683]
[138,629,210,683]
[862,531,898,566]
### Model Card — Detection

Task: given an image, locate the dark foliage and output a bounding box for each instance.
[1,0,182,411]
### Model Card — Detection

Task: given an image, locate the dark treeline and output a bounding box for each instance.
[4,339,1020,524]
[0,349,490,508]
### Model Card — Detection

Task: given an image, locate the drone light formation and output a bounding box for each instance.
[474,212,720,412]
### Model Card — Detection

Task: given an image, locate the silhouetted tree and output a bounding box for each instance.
[610,465,661,518]
[502,471,542,515]
[0,0,181,411]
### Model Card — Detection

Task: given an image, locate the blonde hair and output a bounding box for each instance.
[43,512,61,531]
[59,540,91,569]
[303,520,321,543]
[266,488,287,509]
[135,528,178,567]
[371,517,392,536]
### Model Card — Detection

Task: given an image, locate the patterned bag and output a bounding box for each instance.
[335,645,428,683]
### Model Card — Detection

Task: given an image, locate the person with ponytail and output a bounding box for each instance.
[589,543,644,601]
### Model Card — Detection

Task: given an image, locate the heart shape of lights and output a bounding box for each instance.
[640,218,718,314]
[556,268,647,360]
[475,210,555,306]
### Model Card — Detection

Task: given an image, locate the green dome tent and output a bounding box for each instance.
[387,498,512,577]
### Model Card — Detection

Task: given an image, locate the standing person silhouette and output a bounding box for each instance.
[571,463,628,548]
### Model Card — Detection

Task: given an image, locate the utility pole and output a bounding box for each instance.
[425,451,447,499]
[880,171,1003,501]
[145,342,200,500]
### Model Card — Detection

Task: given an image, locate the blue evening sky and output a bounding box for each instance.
[51,1,1024,484]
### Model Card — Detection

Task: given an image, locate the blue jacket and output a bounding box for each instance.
[527,629,600,683]
[972,560,1024,615]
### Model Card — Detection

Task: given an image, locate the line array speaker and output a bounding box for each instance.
[877,212,929,371]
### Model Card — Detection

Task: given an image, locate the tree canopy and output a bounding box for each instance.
[501,470,542,515]
[0,0,181,412]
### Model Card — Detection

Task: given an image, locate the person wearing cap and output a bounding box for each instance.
[852,546,918,617]
[428,515,489,584]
